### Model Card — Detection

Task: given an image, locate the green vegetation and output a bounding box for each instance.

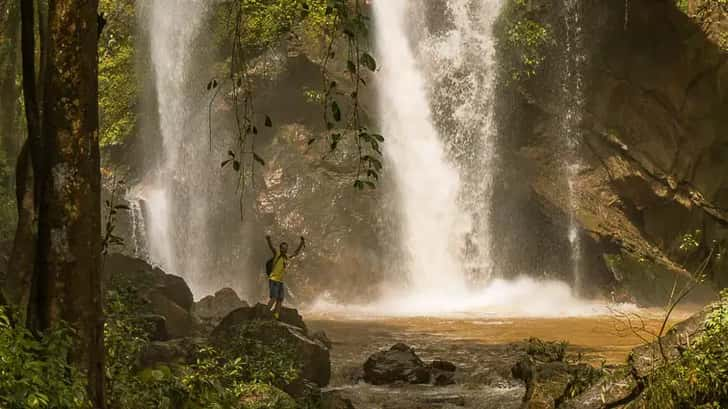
[0,308,88,409]
[98,0,138,147]
[644,290,728,408]
[104,284,301,409]
[495,0,553,82]
[1,280,303,409]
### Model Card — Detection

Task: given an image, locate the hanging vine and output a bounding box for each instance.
[207,0,383,221]
[315,0,383,190]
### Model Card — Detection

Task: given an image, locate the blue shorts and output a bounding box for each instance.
[269,280,284,301]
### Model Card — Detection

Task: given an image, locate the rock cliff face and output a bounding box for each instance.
[491,0,728,303]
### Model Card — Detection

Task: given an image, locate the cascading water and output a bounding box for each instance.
[420,0,503,283]
[129,0,213,295]
[373,0,470,298]
[309,1,636,318]
[371,0,505,310]
[562,0,586,294]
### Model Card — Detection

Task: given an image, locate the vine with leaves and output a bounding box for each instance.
[207,0,383,221]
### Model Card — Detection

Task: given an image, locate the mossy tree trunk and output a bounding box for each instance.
[41,0,104,406]
[12,0,105,407]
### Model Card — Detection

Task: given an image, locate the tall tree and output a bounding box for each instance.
[11,0,105,406]
[41,0,103,405]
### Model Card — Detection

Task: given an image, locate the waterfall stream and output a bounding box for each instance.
[129,0,213,295]
[563,0,586,294]
[372,0,502,306]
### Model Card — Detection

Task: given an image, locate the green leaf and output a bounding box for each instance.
[371,133,384,142]
[265,115,273,127]
[331,101,342,122]
[233,160,241,172]
[221,159,231,168]
[353,180,364,190]
[360,53,377,71]
[347,60,356,74]
[307,138,317,145]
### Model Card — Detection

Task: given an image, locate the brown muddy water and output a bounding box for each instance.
[307,311,694,409]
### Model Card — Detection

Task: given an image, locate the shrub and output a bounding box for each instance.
[0,308,88,409]
[644,290,728,408]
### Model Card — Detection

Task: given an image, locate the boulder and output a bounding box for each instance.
[212,305,330,388]
[158,274,194,313]
[363,343,430,385]
[104,254,197,339]
[148,291,197,339]
[429,359,457,386]
[512,353,603,409]
[213,303,307,333]
[193,287,248,323]
[311,330,333,349]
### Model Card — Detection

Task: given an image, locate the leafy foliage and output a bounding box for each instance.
[103,284,301,409]
[0,308,88,409]
[643,290,728,408]
[495,0,553,82]
[98,0,138,146]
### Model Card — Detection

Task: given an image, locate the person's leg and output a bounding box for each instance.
[273,283,285,319]
[268,280,276,311]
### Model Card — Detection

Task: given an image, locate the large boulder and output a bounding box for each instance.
[511,339,602,409]
[147,291,197,339]
[213,303,307,333]
[104,254,199,339]
[158,274,194,313]
[362,343,433,385]
[193,287,248,324]
[211,304,330,389]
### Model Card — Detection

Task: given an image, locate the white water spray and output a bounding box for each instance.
[373,0,469,297]
[131,0,212,294]
[563,0,586,294]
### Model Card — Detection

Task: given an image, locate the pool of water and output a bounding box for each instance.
[307,309,694,408]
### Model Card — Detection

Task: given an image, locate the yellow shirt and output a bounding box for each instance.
[269,251,288,282]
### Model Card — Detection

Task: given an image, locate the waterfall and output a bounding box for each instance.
[310,1,632,318]
[563,0,586,294]
[372,0,502,304]
[131,0,212,295]
[128,199,149,260]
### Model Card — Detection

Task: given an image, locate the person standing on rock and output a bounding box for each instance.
[265,234,305,319]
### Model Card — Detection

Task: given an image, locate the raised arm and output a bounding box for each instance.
[291,236,305,258]
[265,235,276,255]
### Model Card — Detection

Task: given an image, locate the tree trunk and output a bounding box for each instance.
[0,0,20,172]
[5,142,35,315]
[40,0,104,406]
[13,0,43,328]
